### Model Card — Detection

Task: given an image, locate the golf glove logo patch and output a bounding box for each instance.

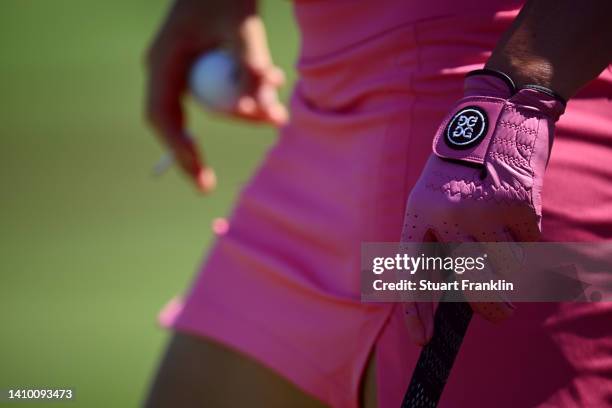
[445,106,488,149]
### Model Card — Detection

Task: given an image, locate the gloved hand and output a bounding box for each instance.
[401,70,566,345]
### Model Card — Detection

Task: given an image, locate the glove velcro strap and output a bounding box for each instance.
[432,97,505,165]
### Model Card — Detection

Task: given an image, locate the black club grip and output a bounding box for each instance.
[401,301,473,408]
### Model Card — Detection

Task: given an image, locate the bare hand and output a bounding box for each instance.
[145,0,287,192]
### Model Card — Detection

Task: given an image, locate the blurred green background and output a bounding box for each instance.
[0,1,298,406]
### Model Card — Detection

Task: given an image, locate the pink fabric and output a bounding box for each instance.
[161,3,612,408]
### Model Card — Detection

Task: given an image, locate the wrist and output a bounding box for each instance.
[485,54,570,101]
[478,60,567,106]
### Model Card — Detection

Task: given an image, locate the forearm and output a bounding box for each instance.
[486,0,612,100]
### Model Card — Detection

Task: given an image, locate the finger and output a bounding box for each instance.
[244,62,285,88]
[255,84,288,125]
[462,228,519,322]
[165,131,216,194]
[236,95,258,116]
[234,93,288,126]
[262,65,285,87]
[234,27,287,126]
[238,15,281,87]
[404,302,435,346]
[146,44,214,193]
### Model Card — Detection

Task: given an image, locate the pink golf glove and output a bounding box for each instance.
[401,70,566,345]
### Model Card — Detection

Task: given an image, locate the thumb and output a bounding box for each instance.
[404,302,435,346]
[166,131,216,194]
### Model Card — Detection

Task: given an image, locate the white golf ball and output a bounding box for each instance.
[189,50,242,111]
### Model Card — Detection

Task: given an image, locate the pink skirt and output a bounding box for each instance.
[162,2,612,407]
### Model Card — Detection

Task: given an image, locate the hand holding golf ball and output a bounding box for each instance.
[188,49,287,121]
[153,49,288,179]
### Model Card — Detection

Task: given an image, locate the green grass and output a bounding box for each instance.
[0,1,298,406]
